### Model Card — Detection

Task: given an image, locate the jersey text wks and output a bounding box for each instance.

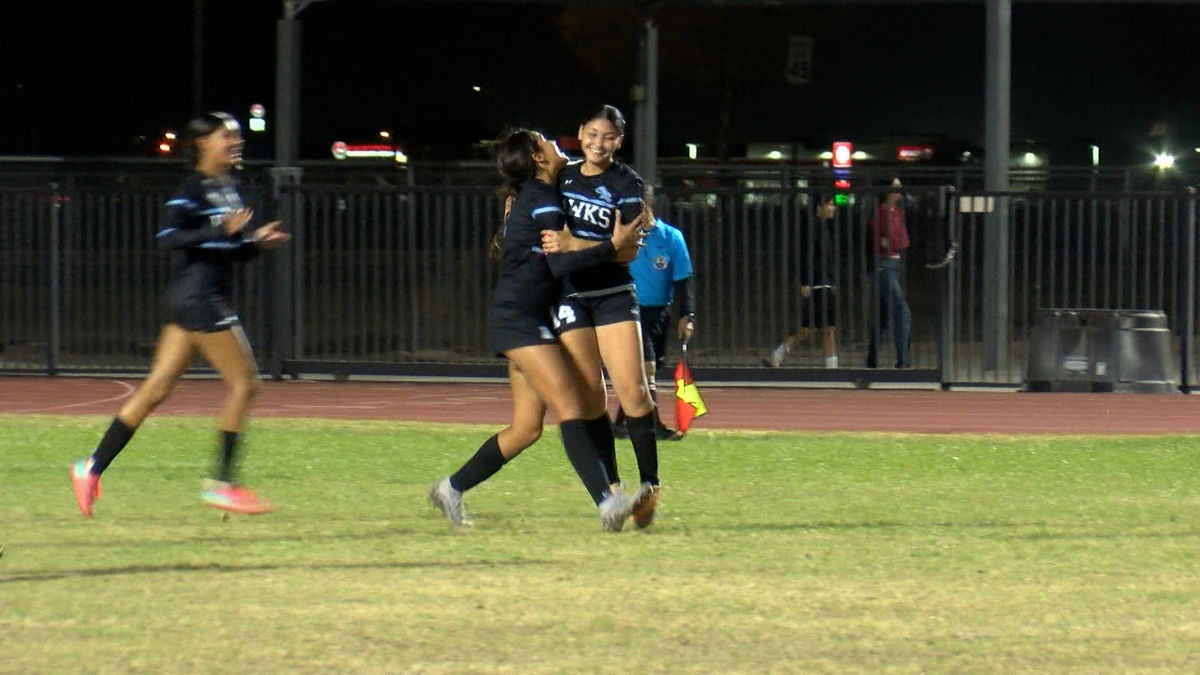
[558,160,644,297]
[156,172,259,308]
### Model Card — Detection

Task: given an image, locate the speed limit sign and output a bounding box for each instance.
[786,36,813,86]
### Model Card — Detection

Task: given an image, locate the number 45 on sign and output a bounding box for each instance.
[786,36,813,86]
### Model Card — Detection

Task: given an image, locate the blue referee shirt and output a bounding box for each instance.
[630,219,693,307]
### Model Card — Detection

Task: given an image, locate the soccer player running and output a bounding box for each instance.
[69,112,289,518]
[611,188,696,441]
[428,128,644,531]
[540,105,664,529]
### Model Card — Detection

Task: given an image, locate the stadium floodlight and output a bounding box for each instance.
[1153,153,1176,170]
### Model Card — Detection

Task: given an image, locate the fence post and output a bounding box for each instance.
[269,167,302,379]
[937,186,956,388]
[47,183,63,375]
[1183,192,1197,391]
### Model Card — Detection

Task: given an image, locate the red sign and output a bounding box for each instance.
[832,141,853,168]
[897,145,933,162]
[331,142,406,161]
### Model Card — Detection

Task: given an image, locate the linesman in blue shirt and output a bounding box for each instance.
[613,208,696,441]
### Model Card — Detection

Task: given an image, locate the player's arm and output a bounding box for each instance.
[157,189,254,251]
[156,197,231,250]
[543,209,645,278]
[534,200,612,277]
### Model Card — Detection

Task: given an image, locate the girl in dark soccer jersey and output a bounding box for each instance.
[540,105,664,529]
[428,128,644,531]
[69,112,289,518]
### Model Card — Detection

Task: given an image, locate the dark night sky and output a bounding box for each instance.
[2,1,1196,165]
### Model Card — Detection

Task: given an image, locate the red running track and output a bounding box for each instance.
[1,376,1199,435]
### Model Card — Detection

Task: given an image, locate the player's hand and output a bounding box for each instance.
[800,285,812,299]
[677,316,695,344]
[503,195,515,221]
[223,209,253,236]
[611,209,646,263]
[540,227,581,254]
[634,208,655,232]
[252,221,291,250]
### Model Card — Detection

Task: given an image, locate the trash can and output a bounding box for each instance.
[1025,309,1178,393]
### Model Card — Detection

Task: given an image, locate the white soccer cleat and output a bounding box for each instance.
[428,477,470,527]
[598,485,638,532]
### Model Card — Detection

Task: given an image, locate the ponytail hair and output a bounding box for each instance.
[491,128,542,260]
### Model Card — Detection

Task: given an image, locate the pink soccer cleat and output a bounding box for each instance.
[70,458,102,518]
[200,481,273,515]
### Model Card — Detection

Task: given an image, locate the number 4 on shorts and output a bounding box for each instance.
[552,304,577,330]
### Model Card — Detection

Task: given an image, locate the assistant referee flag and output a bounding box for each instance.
[674,347,708,433]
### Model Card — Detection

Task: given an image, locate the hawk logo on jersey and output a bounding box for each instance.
[595,186,613,202]
[653,255,669,270]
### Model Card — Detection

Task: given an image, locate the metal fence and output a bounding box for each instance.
[945,191,1199,387]
[3,176,1198,389]
[0,184,270,373]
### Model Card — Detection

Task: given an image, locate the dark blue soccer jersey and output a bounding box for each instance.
[492,178,565,317]
[558,160,644,297]
[156,172,259,307]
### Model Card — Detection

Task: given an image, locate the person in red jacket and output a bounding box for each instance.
[866,177,912,368]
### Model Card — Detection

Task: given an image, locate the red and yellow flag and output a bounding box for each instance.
[674,355,708,434]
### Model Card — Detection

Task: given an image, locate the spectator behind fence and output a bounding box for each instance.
[765,194,840,368]
[866,177,912,369]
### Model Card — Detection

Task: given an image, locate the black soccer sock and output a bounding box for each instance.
[214,430,240,484]
[626,411,660,486]
[585,413,619,485]
[89,417,136,475]
[448,434,507,493]
[559,419,611,505]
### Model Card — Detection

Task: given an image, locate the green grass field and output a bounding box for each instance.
[3,414,1200,672]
